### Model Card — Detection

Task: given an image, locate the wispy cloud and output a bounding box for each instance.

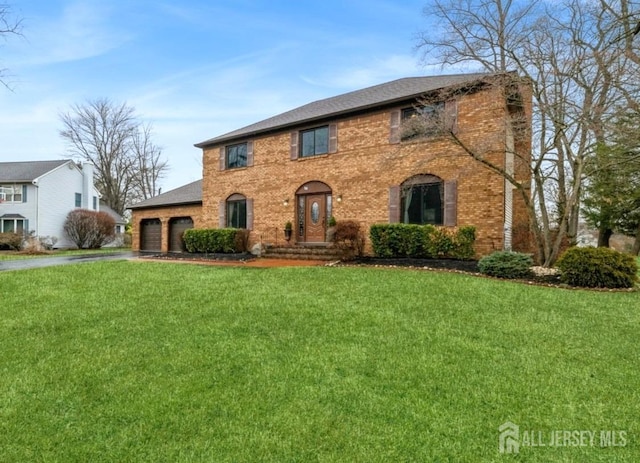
[11,0,132,67]
[300,54,422,90]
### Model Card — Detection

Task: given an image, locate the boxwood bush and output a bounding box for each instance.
[369,224,476,259]
[478,251,534,279]
[182,228,243,253]
[556,246,638,289]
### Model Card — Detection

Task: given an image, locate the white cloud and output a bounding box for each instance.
[9,0,131,67]
[300,54,422,90]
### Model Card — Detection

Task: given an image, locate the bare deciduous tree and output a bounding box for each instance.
[0,3,22,89]
[131,123,167,201]
[416,0,640,265]
[59,99,169,215]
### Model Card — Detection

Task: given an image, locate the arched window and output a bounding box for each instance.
[226,193,247,229]
[401,174,444,225]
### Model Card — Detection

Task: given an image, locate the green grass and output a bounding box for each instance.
[0,262,638,462]
[0,247,129,261]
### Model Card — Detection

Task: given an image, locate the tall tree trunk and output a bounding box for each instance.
[597,227,612,247]
[633,225,640,256]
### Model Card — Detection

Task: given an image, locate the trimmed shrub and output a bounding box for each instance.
[0,232,23,250]
[478,251,534,279]
[183,228,242,253]
[453,226,476,260]
[369,224,476,259]
[556,246,638,289]
[63,209,115,249]
[333,220,365,259]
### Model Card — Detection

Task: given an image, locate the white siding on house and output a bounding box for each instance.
[0,184,37,233]
[34,162,100,248]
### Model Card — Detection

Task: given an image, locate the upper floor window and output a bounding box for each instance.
[389,100,457,144]
[290,124,337,160]
[0,185,23,202]
[300,126,329,157]
[226,143,248,169]
[401,103,445,140]
[75,193,82,208]
[93,196,98,210]
[219,141,253,171]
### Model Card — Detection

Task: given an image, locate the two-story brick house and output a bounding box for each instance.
[131,72,532,256]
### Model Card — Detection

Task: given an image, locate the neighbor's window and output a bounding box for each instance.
[226,143,248,169]
[1,218,25,234]
[0,185,22,202]
[75,193,82,208]
[401,103,444,140]
[401,176,444,225]
[300,126,329,157]
[226,196,247,228]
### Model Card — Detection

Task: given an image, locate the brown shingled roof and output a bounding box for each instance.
[195,72,495,148]
[128,179,202,210]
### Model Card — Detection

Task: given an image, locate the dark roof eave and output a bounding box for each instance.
[128,200,203,211]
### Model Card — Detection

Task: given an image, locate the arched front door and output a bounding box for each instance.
[296,181,332,243]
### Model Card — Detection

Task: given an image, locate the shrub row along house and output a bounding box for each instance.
[130,72,532,257]
[0,160,126,248]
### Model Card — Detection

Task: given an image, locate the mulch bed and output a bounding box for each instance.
[137,252,635,291]
[140,252,256,262]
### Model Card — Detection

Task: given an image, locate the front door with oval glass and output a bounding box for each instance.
[302,194,326,242]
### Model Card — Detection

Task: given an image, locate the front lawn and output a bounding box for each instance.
[0,262,638,462]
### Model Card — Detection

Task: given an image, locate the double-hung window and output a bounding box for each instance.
[401,103,445,140]
[226,143,248,169]
[0,185,23,202]
[300,126,329,157]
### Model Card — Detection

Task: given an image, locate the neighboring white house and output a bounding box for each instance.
[0,160,101,248]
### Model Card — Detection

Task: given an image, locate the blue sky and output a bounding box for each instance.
[1,0,446,191]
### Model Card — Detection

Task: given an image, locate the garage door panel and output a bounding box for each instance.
[169,217,193,252]
[141,219,162,252]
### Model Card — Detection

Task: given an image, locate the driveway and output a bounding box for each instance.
[0,252,137,272]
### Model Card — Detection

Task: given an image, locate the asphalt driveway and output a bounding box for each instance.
[0,252,137,272]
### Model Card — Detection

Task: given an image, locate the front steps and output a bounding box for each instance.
[262,244,343,261]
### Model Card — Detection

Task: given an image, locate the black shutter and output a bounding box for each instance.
[246,141,254,167]
[389,185,400,223]
[328,123,338,153]
[219,200,226,228]
[443,180,457,226]
[22,185,27,202]
[219,147,226,171]
[389,110,401,144]
[246,198,254,230]
[290,132,299,160]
